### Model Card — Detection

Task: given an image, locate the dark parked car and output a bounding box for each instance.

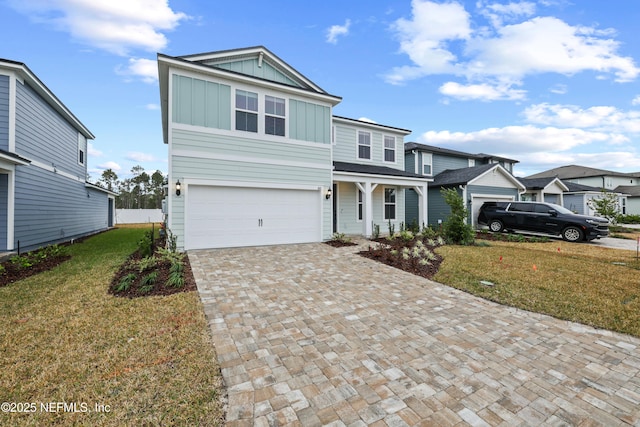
[477,201,609,242]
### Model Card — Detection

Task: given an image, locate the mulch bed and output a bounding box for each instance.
[108,244,197,298]
[324,240,358,247]
[0,255,72,287]
[358,238,444,280]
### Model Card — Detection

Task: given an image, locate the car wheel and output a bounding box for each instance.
[489,219,504,232]
[562,226,583,242]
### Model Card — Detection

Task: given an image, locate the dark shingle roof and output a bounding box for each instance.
[404,142,518,164]
[527,164,638,179]
[614,185,640,196]
[431,163,497,186]
[333,161,426,179]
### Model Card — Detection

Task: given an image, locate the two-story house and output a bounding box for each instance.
[158,46,429,250]
[404,142,524,227]
[0,59,116,252]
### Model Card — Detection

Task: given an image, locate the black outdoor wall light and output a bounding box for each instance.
[176,180,181,196]
[325,188,332,199]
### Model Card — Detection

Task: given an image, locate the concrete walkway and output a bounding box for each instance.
[190,243,640,426]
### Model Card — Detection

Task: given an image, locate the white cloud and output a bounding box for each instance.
[326,19,351,44]
[632,96,640,106]
[127,152,157,162]
[523,103,640,133]
[87,142,102,157]
[8,0,188,56]
[97,161,121,171]
[145,103,160,110]
[439,81,526,101]
[386,0,639,98]
[115,58,158,83]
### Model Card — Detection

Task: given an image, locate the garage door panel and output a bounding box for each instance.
[186,185,321,249]
[471,195,515,227]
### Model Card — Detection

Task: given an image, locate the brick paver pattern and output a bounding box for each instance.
[189,242,640,426]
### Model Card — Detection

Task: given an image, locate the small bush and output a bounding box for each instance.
[116,273,137,292]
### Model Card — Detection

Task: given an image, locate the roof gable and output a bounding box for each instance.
[433,164,525,190]
[180,46,326,93]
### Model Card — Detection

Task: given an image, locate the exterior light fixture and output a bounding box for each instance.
[325,188,332,199]
[176,180,181,196]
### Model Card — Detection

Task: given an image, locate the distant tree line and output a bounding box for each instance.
[97,166,165,209]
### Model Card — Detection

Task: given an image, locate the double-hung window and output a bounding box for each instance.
[358,131,371,160]
[265,95,285,136]
[421,153,432,176]
[384,136,395,163]
[384,188,396,220]
[235,90,258,132]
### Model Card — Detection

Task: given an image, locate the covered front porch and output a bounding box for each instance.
[332,162,430,237]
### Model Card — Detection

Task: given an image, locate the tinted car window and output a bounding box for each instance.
[534,204,552,213]
[509,203,534,212]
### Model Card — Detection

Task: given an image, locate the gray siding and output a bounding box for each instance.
[404,151,416,173]
[0,75,8,151]
[433,154,469,175]
[0,174,7,249]
[14,166,109,250]
[332,122,405,171]
[172,75,231,130]
[564,194,586,214]
[428,187,459,227]
[14,81,86,179]
[405,188,419,227]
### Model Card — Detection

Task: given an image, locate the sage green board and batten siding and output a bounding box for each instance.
[171,75,331,144]
[206,58,300,87]
[333,124,404,170]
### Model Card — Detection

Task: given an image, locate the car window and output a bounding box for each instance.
[534,204,552,213]
[509,203,534,212]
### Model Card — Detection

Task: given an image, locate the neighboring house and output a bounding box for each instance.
[404,142,524,227]
[0,59,116,252]
[526,164,637,215]
[527,164,640,191]
[519,177,569,205]
[613,185,639,215]
[562,182,627,217]
[158,46,429,250]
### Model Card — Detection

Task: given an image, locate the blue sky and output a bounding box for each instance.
[3,0,640,180]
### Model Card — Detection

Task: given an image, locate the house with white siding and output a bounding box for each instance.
[404,142,524,228]
[158,46,429,250]
[0,58,116,252]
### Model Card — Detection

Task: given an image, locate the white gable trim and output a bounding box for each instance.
[469,164,526,191]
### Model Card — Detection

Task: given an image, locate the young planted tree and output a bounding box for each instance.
[587,190,620,224]
[441,187,475,245]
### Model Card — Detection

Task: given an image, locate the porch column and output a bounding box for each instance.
[356,181,377,237]
[413,183,428,227]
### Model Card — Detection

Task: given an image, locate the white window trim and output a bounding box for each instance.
[383,135,396,164]
[264,94,286,137]
[383,186,397,221]
[356,130,372,161]
[421,153,432,176]
[356,188,363,222]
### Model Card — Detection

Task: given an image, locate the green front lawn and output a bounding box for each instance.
[0,227,224,426]
[435,239,640,337]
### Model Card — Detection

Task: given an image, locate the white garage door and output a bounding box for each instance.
[471,195,515,227]
[185,185,322,249]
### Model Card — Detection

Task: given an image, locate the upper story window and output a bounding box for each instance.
[358,131,371,160]
[265,95,285,136]
[468,159,475,167]
[384,136,396,163]
[421,153,432,176]
[235,90,258,132]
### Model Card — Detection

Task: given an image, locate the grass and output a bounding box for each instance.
[0,227,224,426]
[435,239,640,337]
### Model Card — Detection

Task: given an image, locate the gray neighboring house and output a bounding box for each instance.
[519,177,569,205]
[0,59,116,252]
[526,164,636,215]
[404,142,524,227]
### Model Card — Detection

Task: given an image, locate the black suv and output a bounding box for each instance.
[477,201,609,242]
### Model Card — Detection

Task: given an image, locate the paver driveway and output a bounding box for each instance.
[189,242,640,426]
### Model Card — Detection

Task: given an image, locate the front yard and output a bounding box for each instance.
[0,227,224,426]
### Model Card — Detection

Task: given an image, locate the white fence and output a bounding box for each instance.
[115,209,164,224]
